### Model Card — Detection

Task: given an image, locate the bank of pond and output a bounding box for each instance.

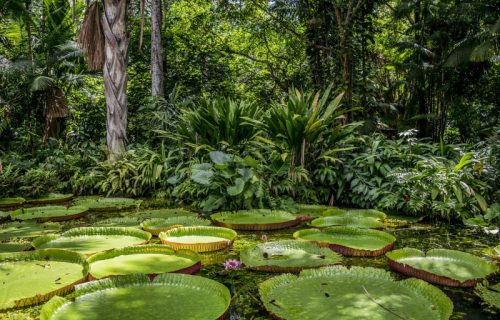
[0,196,499,319]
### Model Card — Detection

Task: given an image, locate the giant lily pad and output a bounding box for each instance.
[0,249,88,310]
[41,273,231,320]
[293,227,396,256]
[211,210,301,231]
[93,217,142,228]
[87,245,201,280]
[0,242,32,252]
[33,227,152,256]
[476,283,500,310]
[73,197,140,212]
[240,240,342,272]
[0,197,25,209]
[10,206,89,222]
[386,248,498,287]
[131,208,197,219]
[310,216,384,229]
[259,266,453,320]
[159,226,236,252]
[297,204,330,218]
[323,208,386,220]
[141,216,211,235]
[0,221,61,241]
[26,193,73,205]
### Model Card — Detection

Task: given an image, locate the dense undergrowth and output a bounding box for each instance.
[1,89,498,224]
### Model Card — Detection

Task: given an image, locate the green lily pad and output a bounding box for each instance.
[297,204,330,217]
[476,283,500,310]
[41,273,231,320]
[10,206,88,222]
[0,210,9,219]
[0,249,88,310]
[87,245,201,279]
[93,217,143,228]
[241,240,342,272]
[386,248,498,287]
[310,216,384,229]
[33,227,152,256]
[323,208,386,220]
[26,193,73,205]
[259,266,453,320]
[293,227,396,256]
[211,209,300,230]
[0,197,25,209]
[159,226,237,252]
[0,242,32,252]
[73,197,140,212]
[141,216,211,235]
[0,221,62,241]
[130,208,197,219]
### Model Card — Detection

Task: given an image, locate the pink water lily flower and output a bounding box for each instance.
[260,234,268,241]
[223,259,243,270]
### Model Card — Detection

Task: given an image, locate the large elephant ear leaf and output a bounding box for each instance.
[227,178,245,196]
[191,163,213,186]
[209,151,233,165]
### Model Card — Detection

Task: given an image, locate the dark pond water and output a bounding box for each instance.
[0,208,498,320]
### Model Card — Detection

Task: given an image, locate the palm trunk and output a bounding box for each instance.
[151,0,164,97]
[102,0,129,160]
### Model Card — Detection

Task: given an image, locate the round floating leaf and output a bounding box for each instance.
[141,216,211,235]
[73,197,140,212]
[0,249,88,310]
[386,248,498,287]
[0,221,62,241]
[241,240,342,272]
[297,204,330,217]
[310,216,384,229]
[33,227,152,256]
[0,242,32,252]
[159,226,236,252]
[93,217,142,228]
[10,206,88,222]
[259,266,453,320]
[211,209,300,230]
[0,210,9,219]
[476,283,500,310]
[41,273,231,320]
[130,208,197,219]
[0,197,25,209]
[323,208,386,220]
[293,227,396,256]
[87,245,201,279]
[26,193,73,205]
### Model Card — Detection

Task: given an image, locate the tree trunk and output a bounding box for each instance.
[102,0,129,161]
[151,0,164,97]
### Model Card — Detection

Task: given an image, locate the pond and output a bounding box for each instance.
[0,205,498,320]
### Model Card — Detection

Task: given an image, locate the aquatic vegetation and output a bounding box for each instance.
[141,216,211,235]
[159,226,237,252]
[0,197,26,209]
[0,221,62,241]
[240,240,342,272]
[310,215,384,229]
[293,227,396,256]
[87,245,201,279]
[0,249,88,310]
[33,227,152,256]
[26,193,73,205]
[323,208,387,220]
[211,210,301,231]
[73,197,141,212]
[131,208,197,219]
[40,273,231,320]
[259,266,453,320]
[0,242,31,252]
[476,283,500,310]
[10,206,89,222]
[386,248,499,287]
[223,259,243,270]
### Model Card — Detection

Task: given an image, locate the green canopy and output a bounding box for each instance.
[10,206,88,222]
[241,240,342,272]
[0,249,88,310]
[159,226,237,252]
[293,227,396,256]
[386,248,498,287]
[259,266,453,320]
[87,245,201,279]
[211,209,300,230]
[33,227,152,256]
[41,273,231,320]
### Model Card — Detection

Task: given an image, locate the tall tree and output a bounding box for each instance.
[79,0,129,160]
[151,0,164,97]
